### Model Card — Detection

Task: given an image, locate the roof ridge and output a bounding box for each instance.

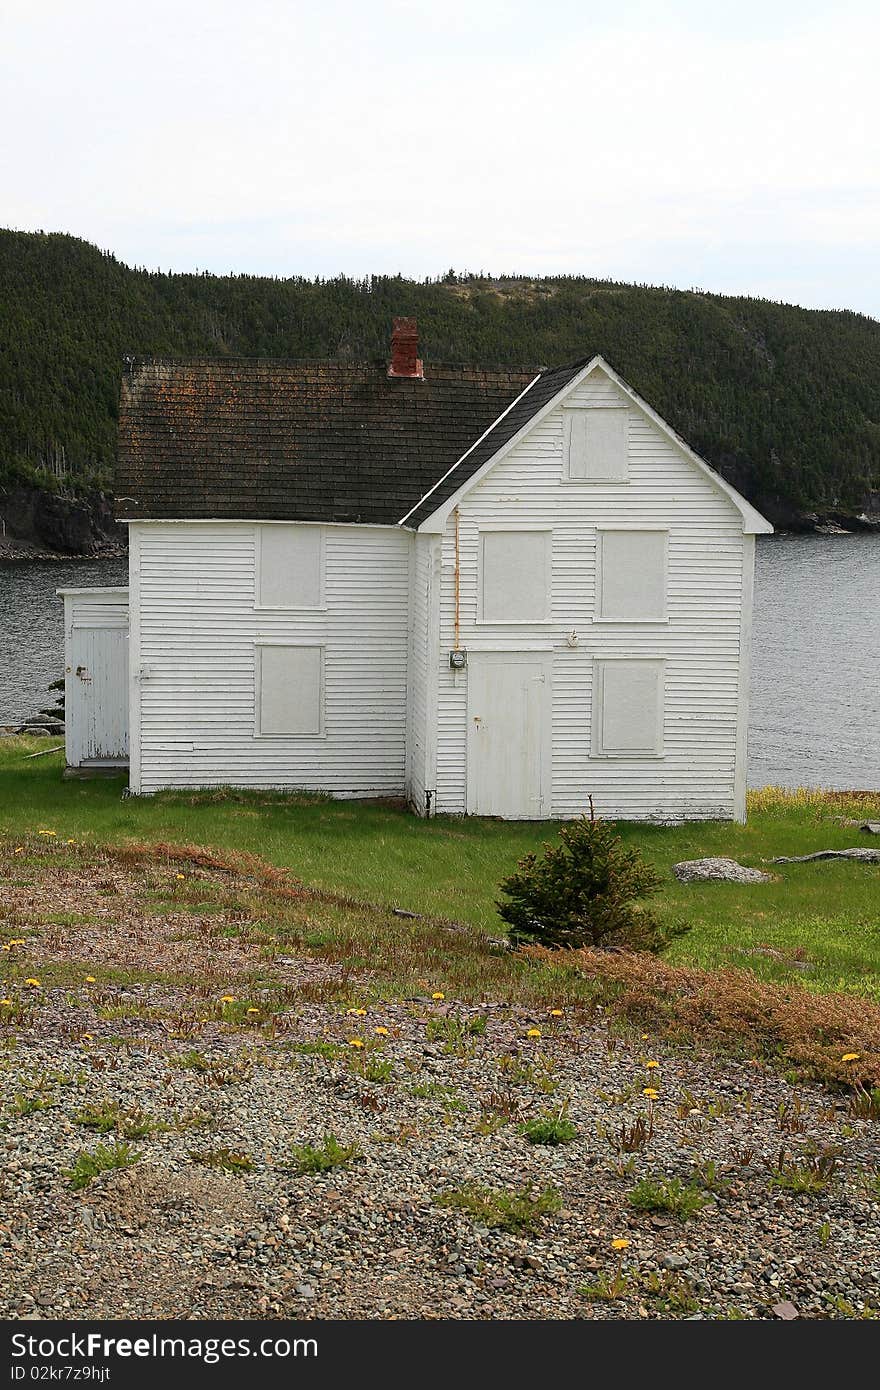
[123,354,545,374]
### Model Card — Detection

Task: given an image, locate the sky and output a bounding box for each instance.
[1,0,878,316]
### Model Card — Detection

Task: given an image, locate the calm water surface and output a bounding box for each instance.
[1,535,878,788]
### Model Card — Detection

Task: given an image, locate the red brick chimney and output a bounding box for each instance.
[388,317,423,379]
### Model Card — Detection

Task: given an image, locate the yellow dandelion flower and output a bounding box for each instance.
[640,1033,649,1040]
[24,978,41,988]
[346,1008,367,1017]
[81,1032,93,1041]
[374,1026,389,1036]
[348,1038,365,1049]
[175,873,185,880]
[549,1009,563,1018]
[431,992,445,1001]
[14,847,23,854]
[38,829,57,837]
[85,975,96,984]
[646,1060,660,1069]
[841,1052,861,1063]
[0,999,12,1007]
[220,995,235,1004]
[246,1007,260,1015]
[643,1087,659,1100]
[526,1028,542,1039]
[611,1238,630,1251]
[1,944,9,952]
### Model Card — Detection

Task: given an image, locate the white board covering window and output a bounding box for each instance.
[257,644,324,736]
[564,407,628,482]
[257,525,323,609]
[593,659,664,757]
[597,529,668,621]
[479,530,550,623]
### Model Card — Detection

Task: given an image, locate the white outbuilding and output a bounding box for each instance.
[73,321,771,820]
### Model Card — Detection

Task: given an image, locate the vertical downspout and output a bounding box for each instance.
[453,506,461,651]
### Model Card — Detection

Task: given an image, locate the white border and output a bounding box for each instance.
[591,655,665,759]
[254,523,326,612]
[594,527,669,624]
[254,640,326,739]
[562,403,630,484]
[476,527,552,625]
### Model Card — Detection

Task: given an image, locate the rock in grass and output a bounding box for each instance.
[673,857,772,884]
[771,848,880,864]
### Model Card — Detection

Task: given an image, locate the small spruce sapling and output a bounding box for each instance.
[497,799,682,953]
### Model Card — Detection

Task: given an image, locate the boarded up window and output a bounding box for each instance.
[258,525,323,608]
[258,645,323,736]
[593,659,663,756]
[598,530,667,620]
[564,407,628,481]
[480,530,550,623]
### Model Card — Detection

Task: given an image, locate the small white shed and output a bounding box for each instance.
[58,587,130,771]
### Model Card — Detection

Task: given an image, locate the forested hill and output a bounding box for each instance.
[2,228,880,529]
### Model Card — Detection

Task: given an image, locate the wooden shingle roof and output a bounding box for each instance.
[116,357,548,527]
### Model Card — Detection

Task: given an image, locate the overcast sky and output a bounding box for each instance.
[2,0,877,316]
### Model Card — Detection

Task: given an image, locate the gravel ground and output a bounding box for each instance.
[1,849,879,1320]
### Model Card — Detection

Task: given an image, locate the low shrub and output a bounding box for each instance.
[497,806,680,953]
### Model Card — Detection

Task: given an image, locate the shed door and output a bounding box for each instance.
[66,625,129,764]
[466,653,552,818]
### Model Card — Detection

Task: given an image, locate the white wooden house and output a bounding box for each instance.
[73,322,771,820]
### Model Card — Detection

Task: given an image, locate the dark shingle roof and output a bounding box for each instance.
[401,360,588,527]
[116,357,583,527]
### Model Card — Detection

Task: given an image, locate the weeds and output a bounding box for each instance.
[848,1086,880,1122]
[63,1142,141,1189]
[74,1100,169,1138]
[628,1176,709,1220]
[291,1132,360,1175]
[190,1147,253,1173]
[435,1184,562,1234]
[767,1145,838,1194]
[607,1110,653,1155]
[520,1107,577,1146]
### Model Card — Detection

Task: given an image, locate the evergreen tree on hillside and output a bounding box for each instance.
[0,229,878,521]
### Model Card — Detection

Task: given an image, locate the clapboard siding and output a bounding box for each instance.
[131,523,410,795]
[433,367,749,820]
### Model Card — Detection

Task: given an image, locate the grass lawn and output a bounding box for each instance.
[1,738,878,999]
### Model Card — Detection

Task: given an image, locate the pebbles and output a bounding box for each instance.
[2,1000,879,1321]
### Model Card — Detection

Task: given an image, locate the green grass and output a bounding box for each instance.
[1,739,878,996]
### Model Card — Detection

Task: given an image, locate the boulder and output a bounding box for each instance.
[672,857,772,884]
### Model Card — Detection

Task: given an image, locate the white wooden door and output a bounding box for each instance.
[466,653,552,818]
[66,624,129,765]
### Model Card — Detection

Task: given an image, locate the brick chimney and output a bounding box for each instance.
[387,317,423,379]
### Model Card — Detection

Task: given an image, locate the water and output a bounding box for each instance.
[1,536,878,787]
[0,557,129,726]
[749,532,880,789]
